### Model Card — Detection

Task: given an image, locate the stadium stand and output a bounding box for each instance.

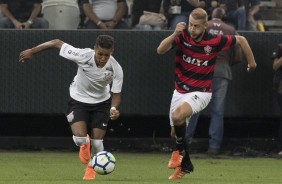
[259,0,282,31]
[42,0,80,29]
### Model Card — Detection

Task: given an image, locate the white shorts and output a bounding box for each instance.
[169,90,212,126]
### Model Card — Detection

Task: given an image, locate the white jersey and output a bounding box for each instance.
[59,43,123,104]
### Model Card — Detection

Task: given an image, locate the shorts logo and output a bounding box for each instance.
[102,123,108,126]
[193,95,199,100]
[67,111,74,123]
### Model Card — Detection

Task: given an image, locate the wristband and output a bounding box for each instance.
[27,20,33,25]
[96,21,102,26]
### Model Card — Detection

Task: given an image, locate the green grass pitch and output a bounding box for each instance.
[0,151,282,184]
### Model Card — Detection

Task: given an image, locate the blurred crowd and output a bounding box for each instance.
[0,0,263,31]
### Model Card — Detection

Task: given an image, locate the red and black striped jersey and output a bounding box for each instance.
[173,30,236,93]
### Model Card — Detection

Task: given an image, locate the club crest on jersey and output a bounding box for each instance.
[103,71,113,81]
[204,45,212,55]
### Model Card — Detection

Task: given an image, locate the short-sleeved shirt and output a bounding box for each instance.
[173,29,236,93]
[0,0,42,21]
[59,43,123,104]
[81,0,126,21]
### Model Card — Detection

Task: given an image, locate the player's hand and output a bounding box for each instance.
[174,22,186,36]
[19,49,33,62]
[247,62,257,72]
[110,107,120,120]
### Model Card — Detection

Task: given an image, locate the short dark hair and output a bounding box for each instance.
[211,7,226,19]
[95,35,114,49]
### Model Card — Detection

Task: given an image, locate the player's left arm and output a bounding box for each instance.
[110,93,121,120]
[235,35,257,72]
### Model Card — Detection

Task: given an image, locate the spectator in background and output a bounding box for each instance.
[272,43,282,156]
[81,0,129,29]
[0,0,49,29]
[244,0,260,31]
[131,0,165,30]
[186,7,242,155]
[219,0,246,30]
[163,0,199,30]
[199,0,220,20]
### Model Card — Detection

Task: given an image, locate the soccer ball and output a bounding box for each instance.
[92,151,116,175]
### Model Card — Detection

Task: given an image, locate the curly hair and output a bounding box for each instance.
[95,35,114,49]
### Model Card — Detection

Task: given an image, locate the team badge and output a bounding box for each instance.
[204,45,212,55]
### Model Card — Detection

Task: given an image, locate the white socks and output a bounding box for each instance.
[72,135,89,146]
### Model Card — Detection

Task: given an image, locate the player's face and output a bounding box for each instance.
[188,16,207,42]
[94,46,113,68]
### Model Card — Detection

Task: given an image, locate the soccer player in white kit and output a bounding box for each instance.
[19,35,123,180]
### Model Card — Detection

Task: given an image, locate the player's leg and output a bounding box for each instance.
[66,98,91,165]
[70,121,91,165]
[83,99,110,180]
[168,126,184,169]
[168,91,187,170]
[169,91,211,180]
[83,128,107,180]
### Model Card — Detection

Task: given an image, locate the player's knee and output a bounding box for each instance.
[171,112,183,126]
[72,135,89,146]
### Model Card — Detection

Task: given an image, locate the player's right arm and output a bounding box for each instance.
[19,39,64,62]
[273,56,282,70]
[157,22,186,54]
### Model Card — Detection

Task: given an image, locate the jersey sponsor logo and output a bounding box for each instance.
[182,54,209,66]
[67,50,80,56]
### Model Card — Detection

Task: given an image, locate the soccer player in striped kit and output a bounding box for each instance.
[157,8,256,180]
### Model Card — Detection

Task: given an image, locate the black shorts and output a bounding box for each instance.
[66,98,111,130]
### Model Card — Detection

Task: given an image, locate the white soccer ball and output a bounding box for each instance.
[92,151,116,175]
